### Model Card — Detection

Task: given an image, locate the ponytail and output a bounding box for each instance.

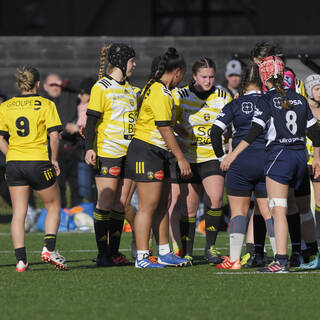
[98,45,111,80]
[238,62,262,97]
[137,47,185,112]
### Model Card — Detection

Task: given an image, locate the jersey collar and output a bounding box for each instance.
[106,74,126,86]
[189,84,215,100]
[15,94,40,98]
[244,90,261,96]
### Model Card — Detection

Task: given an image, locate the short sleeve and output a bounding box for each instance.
[87,85,105,118]
[214,101,234,131]
[152,86,173,127]
[46,101,62,133]
[252,96,271,129]
[0,106,8,136]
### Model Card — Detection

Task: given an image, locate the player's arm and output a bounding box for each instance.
[84,113,99,165]
[0,135,8,155]
[158,126,191,178]
[49,131,60,176]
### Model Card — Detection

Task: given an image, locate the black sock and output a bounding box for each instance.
[275,254,288,266]
[306,241,318,256]
[254,214,267,254]
[109,210,125,256]
[15,247,27,263]
[180,216,196,256]
[94,208,110,256]
[180,215,188,255]
[246,243,255,255]
[287,213,301,254]
[205,207,222,249]
[44,234,56,251]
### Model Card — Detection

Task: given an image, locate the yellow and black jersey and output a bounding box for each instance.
[87,75,137,158]
[0,94,62,162]
[172,86,232,163]
[134,81,175,150]
[296,79,307,99]
[296,79,313,164]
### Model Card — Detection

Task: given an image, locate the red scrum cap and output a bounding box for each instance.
[258,56,284,86]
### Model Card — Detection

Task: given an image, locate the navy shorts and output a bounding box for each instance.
[226,146,267,198]
[265,147,308,189]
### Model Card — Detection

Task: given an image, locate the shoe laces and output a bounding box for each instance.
[147,256,158,264]
[209,246,221,256]
[51,250,66,263]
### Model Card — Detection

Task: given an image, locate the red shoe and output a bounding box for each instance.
[16,260,29,272]
[216,257,241,269]
[112,253,131,266]
[41,247,67,270]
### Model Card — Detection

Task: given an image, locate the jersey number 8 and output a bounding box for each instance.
[285,110,297,135]
[16,116,30,137]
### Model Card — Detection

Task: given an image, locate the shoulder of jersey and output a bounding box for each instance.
[96,77,114,89]
[213,87,230,99]
[156,82,173,98]
[174,86,190,99]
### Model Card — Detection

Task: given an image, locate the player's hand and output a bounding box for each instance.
[312,158,320,179]
[51,160,60,176]
[85,149,96,166]
[220,152,236,171]
[79,126,86,139]
[65,123,79,134]
[178,158,193,179]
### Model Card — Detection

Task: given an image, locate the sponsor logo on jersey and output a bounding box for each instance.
[154,170,164,181]
[289,99,303,105]
[109,166,121,176]
[147,171,154,180]
[241,102,253,114]
[203,113,210,121]
[273,97,282,109]
[216,112,225,118]
[101,166,108,175]
[253,106,263,116]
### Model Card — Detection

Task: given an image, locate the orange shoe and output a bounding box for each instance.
[216,257,241,269]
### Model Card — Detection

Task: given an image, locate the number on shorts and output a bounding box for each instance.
[285,110,297,135]
[16,116,30,137]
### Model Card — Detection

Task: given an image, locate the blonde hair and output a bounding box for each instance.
[98,45,112,79]
[16,66,40,91]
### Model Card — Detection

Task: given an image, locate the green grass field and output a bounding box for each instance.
[1,223,319,320]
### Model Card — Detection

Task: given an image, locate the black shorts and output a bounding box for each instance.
[294,167,311,197]
[177,159,224,184]
[94,156,127,179]
[308,164,320,183]
[6,161,56,190]
[126,138,170,182]
[168,152,178,184]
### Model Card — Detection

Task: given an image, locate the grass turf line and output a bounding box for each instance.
[0,223,319,320]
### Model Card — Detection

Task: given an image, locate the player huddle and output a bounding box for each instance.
[1,41,320,273]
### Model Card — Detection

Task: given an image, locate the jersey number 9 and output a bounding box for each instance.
[16,117,30,137]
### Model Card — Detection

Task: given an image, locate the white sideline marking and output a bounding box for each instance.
[213,271,320,275]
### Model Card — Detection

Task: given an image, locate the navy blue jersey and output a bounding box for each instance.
[214,91,266,148]
[252,89,317,149]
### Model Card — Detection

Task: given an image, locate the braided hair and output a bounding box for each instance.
[16,65,40,92]
[238,62,262,97]
[137,47,186,111]
[270,76,291,109]
[189,57,216,87]
[98,45,111,79]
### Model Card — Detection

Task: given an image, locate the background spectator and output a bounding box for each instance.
[43,73,82,208]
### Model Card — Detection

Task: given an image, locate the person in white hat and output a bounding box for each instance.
[225,59,242,98]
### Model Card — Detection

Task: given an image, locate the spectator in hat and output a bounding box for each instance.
[224,59,242,98]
